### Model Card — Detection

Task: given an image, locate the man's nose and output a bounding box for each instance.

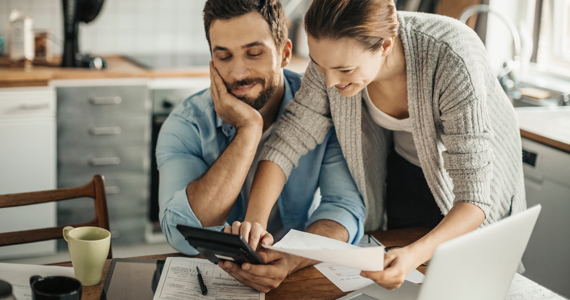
[229,57,251,82]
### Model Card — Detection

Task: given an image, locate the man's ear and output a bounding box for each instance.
[280,39,293,68]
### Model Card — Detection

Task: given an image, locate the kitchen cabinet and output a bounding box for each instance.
[521,137,570,298]
[0,87,57,259]
[56,79,151,247]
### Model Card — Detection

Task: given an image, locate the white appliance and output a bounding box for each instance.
[521,137,570,298]
[0,86,57,259]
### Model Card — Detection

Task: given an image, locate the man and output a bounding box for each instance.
[156,0,365,292]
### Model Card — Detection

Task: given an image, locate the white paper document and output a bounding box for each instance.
[153,257,264,300]
[0,263,75,300]
[357,234,384,248]
[314,262,426,292]
[263,230,385,271]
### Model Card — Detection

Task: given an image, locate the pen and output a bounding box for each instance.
[196,266,208,295]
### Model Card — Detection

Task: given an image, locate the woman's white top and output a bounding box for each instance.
[362,87,421,167]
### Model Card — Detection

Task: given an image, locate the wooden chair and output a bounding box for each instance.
[0,174,113,259]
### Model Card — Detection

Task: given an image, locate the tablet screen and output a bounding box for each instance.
[100,259,165,300]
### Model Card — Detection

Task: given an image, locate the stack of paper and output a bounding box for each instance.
[153,257,264,300]
[262,230,425,292]
[262,230,385,271]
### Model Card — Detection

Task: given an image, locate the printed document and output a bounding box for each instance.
[0,263,75,300]
[310,234,424,292]
[153,257,264,300]
[263,230,385,271]
[314,263,425,292]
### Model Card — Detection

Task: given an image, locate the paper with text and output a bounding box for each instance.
[357,234,384,248]
[0,263,75,300]
[152,257,264,300]
[263,230,385,271]
[314,262,425,292]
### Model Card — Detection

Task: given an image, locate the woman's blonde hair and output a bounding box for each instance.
[305,0,399,52]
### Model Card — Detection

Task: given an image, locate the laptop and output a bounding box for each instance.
[337,205,542,300]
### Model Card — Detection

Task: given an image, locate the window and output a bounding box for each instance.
[536,0,570,72]
[560,0,570,59]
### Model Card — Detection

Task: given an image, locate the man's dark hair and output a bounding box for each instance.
[203,0,288,49]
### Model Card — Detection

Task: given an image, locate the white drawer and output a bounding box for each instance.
[0,87,56,119]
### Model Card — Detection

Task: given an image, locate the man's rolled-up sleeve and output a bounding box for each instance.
[307,130,365,245]
[156,114,226,255]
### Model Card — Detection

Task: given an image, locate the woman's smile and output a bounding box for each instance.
[335,83,352,90]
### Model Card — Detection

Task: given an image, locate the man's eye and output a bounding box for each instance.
[341,69,353,74]
[248,52,262,58]
[218,55,231,61]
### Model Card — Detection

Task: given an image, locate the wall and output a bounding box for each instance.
[0,0,210,56]
[0,0,307,57]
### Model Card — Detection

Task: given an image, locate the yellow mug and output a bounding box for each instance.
[63,226,111,286]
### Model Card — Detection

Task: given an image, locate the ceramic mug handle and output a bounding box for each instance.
[29,275,42,286]
[63,226,74,242]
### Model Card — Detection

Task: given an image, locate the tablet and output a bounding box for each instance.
[100,258,165,300]
[176,224,265,265]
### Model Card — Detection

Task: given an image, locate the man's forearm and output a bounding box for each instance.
[187,126,261,227]
[289,219,350,273]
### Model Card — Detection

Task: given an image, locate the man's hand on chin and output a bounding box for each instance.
[218,249,303,293]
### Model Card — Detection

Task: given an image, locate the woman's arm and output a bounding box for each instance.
[363,36,495,289]
[361,202,484,290]
[239,160,287,250]
[238,62,335,249]
[245,161,287,226]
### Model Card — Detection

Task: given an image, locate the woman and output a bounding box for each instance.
[241,0,526,289]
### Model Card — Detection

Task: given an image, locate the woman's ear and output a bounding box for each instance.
[381,37,395,57]
[280,39,293,68]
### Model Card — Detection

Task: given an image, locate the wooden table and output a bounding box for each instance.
[55,228,431,300]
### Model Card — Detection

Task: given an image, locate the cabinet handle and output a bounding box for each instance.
[20,102,50,110]
[106,185,120,194]
[89,96,122,105]
[89,157,121,166]
[89,126,122,135]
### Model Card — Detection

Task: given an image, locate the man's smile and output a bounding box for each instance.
[233,83,257,95]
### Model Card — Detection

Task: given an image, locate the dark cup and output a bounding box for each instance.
[29,275,82,300]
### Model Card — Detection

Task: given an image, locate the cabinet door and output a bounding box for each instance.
[56,82,150,246]
[0,87,57,259]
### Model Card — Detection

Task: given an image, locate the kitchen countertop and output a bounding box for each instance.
[4,58,569,154]
[0,55,311,88]
[517,106,570,153]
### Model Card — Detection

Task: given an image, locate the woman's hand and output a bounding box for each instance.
[360,246,421,290]
[224,221,274,251]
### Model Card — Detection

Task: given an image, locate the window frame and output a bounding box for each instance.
[534,0,570,74]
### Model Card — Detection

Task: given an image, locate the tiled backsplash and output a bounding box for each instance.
[0,0,210,56]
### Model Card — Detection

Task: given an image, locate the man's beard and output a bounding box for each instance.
[226,77,278,110]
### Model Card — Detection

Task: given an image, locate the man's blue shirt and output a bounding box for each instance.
[156,69,365,255]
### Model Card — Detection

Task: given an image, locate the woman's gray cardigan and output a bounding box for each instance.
[260,11,527,232]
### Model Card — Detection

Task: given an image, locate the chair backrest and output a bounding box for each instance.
[0,174,112,259]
